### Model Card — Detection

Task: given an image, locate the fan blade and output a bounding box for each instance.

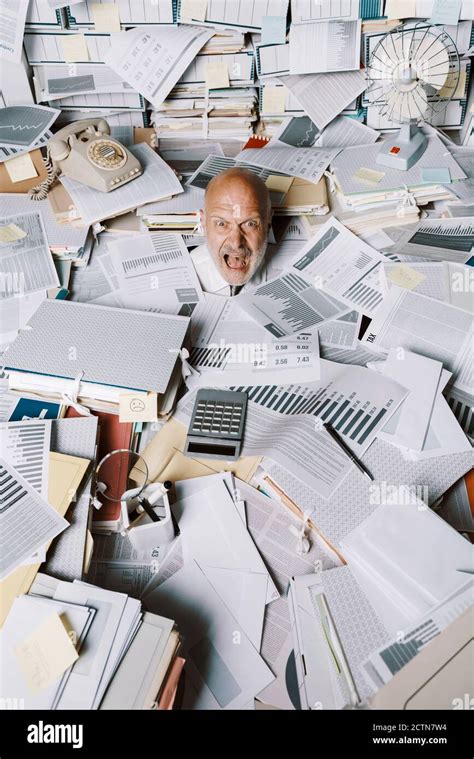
[413,37,449,90]
[386,84,427,121]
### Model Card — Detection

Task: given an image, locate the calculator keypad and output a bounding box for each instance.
[191,399,244,437]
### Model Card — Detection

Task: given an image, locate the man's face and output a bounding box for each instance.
[202,177,269,286]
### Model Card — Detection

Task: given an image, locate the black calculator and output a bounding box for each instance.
[183,389,248,461]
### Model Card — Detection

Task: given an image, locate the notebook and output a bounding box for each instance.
[4,300,190,410]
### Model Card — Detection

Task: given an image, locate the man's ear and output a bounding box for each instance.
[198,209,205,234]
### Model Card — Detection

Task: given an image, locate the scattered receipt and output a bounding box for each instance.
[236,145,340,185]
[104,25,214,108]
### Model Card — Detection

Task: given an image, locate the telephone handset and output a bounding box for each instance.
[30,118,142,199]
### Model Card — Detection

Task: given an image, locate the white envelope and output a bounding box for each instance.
[173,479,279,605]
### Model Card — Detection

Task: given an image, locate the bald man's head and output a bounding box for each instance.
[201,167,271,287]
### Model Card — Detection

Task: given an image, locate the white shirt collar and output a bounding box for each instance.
[190,243,268,296]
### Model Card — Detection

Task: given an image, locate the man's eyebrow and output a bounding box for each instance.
[209,212,263,222]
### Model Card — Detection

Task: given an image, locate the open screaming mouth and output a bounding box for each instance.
[224,254,249,271]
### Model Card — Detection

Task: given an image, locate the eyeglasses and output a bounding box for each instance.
[94,448,149,505]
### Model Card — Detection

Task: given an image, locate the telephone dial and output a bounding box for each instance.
[30,118,142,199]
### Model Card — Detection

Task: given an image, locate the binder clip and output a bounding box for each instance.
[120,481,177,552]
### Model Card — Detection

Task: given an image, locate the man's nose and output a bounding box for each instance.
[227,224,245,251]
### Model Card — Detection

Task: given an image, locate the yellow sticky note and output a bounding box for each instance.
[262,86,286,114]
[91,2,121,33]
[62,34,90,63]
[354,167,385,183]
[119,391,158,422]
[4,152,38,184]
[0,223,27,243]
[205,60,230,90]
[181,0,208,21]
[14,613,78,694]
[387,264,426,290]
[265,175,294,193]
[384,0,416,19]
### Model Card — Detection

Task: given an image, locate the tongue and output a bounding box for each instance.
[227,256,247,270]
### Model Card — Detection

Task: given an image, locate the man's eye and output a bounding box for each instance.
[246,220,258,229]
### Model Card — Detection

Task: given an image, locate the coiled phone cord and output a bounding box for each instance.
[29,147,59,201]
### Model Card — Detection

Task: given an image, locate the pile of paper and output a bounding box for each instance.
[1,0,473,717]
[1,573,182,710]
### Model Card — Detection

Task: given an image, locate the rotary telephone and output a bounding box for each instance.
[30,118,142,199]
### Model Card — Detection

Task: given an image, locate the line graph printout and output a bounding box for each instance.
[238,218,387,336]
[0,105,60,148]
[289,218,389,316]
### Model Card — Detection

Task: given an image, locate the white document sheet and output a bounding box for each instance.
[0,418,52,566]
[278,70,367,130]
[0,212,60,298]
[137,185,205,216]
[291,0,360,22]
[203,566,268,650]
[0,457,68,581]
[289,20,361,74]
[288,217,389,316]
[0,0,29,63]
[0,419,51,499]
[339,495,474,627]
[319,310,362,350]
[188,294,321,386]
[237,270,349,338]
[288,573,348,710]
[402,392,472,461]
[144,559,275,710]
[0,194,89,252]
[52,580,140,710]
[104,25,214,108]
[0,290,46,355]
[236,145,340,185]
[379,349,443,451]
[381,217,474,264]
[173,479,279,605]
[177,361,408,499]
[107,232,205,313]
[315,116,379,148]
[320,566,391,703]
[362,286,473,393]
[186,154,289,205]
[362,580,473,690]
[446,147,474,202]
[383,261,451,303]
[60,143,183,226]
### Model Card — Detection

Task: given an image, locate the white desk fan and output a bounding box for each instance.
[366,23,460,170]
